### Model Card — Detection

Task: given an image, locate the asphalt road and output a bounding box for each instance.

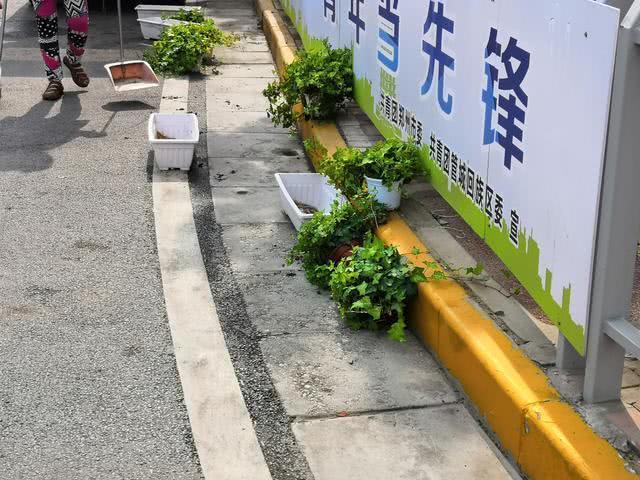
[0,2,202,478]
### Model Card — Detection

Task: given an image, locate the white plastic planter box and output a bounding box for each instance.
[137,17,186,40]
[365,176,402,210]
[148,113,199,171]
[135,4,201,21]
[275,173,345,230]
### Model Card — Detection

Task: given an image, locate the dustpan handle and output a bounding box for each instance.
[116,0,124,64]
[0,0,9,63]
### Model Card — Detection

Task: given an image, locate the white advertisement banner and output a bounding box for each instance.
[281,0,620,353]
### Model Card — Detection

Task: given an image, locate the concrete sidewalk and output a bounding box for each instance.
[0,3,202,478]
[203,1,517,478]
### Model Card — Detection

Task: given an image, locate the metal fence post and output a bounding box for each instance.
[583,0,640,403]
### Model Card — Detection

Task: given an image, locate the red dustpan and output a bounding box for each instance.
[105,0,159,92]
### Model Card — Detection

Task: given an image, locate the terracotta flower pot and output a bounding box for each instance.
[328,240,361,264]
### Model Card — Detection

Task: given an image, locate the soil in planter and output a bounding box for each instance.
[156,131,174,140]
[294,200,318,215]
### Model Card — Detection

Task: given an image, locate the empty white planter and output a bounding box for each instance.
[137,17,186,40]
[135,4,201,21]
[275,173,344,230]
[365,176,402,210]
[148,113,199,171]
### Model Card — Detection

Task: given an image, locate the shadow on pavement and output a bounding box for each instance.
[0,91,107,173]
[101,100,155,112]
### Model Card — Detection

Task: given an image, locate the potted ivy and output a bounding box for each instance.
[359,139,424,210]
[288,194,388,289]
[318,139,424,210]
[328,233,440,342]
[144,19,237,75]
[263,40,353,129]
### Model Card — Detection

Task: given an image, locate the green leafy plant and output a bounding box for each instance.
[144,20,237,75]
[303,137,328,160]
[318,146,365,199]
[360,138,425,189]
[164,8,206,23]
[319,139,426,199]
[288,194,388,288]
[329,233,443,342]
[263,39,353,128]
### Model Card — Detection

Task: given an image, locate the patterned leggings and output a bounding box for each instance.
[33,0,89,81]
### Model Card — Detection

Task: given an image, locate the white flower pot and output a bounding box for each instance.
[148,113,199,171]
[275,173,345,230]
[365,176,402,210]
[137,17,187,40]
[135,4,201,21]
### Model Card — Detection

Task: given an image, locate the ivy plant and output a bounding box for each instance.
[360,138,425,189]
[319,139,426,198]
[263,40,354,129]
[318,146,365,199]
[328,233,442,342]
[288,194,388,289]
[164,8,206,23]
[144,20,237,75]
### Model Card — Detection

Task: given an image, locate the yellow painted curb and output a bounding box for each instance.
[257,3,638,479]
[262,10,296,77]
[255,0,275,16]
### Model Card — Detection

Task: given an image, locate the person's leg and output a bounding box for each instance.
[62,0,89,87]
[34,0,63,82]
[64,0,88,64]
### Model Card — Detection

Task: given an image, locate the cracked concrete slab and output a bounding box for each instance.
[292,406,511,480]
[207,132,304,158]
[214,50,275,64]
[206,77,273,94]
[207,93,270,112]
[237,272,342,335]
[221,223,299,273]
[207,111,288,134]
[214,64,277,78]
[212,187,287,224]
[260,331,459,417]
[210,156,309,187]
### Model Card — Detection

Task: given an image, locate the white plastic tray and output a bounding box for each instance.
[275,173,345,230]
[137,17,186,40]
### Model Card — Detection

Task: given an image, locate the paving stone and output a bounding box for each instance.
[237,272,342,335]
[206,110,286,133]
[340,125,366,136]
[206,77,273,94]
[624,367,640,388]
[207,111,288,134]
[207,93,269,113]
[207,132,304,158]
[213,41,270,52]
[293,406,511,480]
[215,64,277,78]
[209,8,257,18]
[214,50,275,64]
[210,156,309,187]
[212,187,287,224]
[215,19,261,34]
[260,332,458,417]
[221,223,299,273]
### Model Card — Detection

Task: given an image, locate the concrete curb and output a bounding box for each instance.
[153,78,272,480]
[256,1,639,478]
